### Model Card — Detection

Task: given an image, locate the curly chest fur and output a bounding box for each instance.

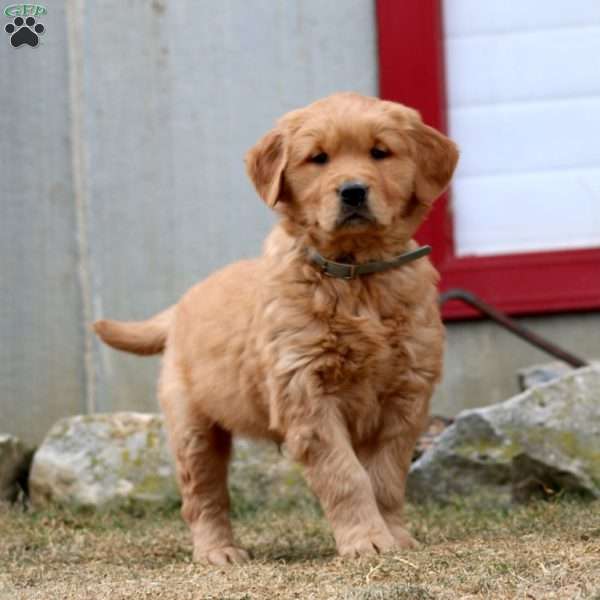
[311,304,397,392]
[260,270,443,440]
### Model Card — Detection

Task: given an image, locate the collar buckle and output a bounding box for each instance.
[343,264,357,280]
[321,262,357,279]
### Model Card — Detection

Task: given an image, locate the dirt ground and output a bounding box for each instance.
[1,497,599,599]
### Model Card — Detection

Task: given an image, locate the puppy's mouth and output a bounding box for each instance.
[336,209,376,229]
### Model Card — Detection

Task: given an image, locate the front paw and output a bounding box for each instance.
[337,527,397,558]
[193,544,250,565]
[386,523,419,549]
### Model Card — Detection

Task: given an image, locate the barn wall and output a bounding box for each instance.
[0,1,87,446]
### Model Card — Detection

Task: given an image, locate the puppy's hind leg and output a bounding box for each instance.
[159,362,249,565]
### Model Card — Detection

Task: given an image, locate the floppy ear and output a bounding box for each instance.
[245,128,288,208]
[409,120,459,204]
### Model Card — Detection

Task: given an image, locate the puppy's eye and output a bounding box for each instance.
[370,147,390,160]
[309,152,329,165]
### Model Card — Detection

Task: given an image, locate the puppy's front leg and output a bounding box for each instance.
[286,414,396,557]
[359,406,427,550]
[360,434,419,550]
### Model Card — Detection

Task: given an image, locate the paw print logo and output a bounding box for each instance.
[5,16,45,47]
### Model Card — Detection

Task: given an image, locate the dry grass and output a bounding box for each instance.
[1,497,599,599]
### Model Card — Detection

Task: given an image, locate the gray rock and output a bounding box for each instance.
[518,361,574,391]
[408,366,600,505]
[28,412,311,510]
[29,413,179,507]
[518,360,598,391]
[0,434,30,502]
[230,439,313,514]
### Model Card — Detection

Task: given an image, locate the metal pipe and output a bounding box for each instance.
[439,289,589,369]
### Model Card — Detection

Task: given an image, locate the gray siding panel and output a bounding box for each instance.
[82,0,175,413]
[0,2,85,445]
[84,1,378,416]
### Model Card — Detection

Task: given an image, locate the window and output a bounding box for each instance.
[377,0,600,318]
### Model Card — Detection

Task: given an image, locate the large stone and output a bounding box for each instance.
[408,366,600,505]
[230,439,313,514]
[29,413,179,507]
[0,434,30,502]
[28,412,312,510]
[518,360,599,391]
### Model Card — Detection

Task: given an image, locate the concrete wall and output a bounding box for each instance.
[0,1,87,446]
[1,1,598,446]
[433,312,600,417]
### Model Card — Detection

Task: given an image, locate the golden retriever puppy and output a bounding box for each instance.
[94,92,458,565]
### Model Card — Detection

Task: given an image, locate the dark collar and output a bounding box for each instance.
[308,245,431,280]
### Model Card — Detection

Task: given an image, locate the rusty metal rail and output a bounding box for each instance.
[439,289,589,369]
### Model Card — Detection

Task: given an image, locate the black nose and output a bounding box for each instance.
[339,181,368,208]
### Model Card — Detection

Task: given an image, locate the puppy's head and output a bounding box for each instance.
[245,93,458,250]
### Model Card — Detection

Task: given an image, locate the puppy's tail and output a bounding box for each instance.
[92,306,175,356]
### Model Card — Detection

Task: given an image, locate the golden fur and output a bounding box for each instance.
[94,92,458,565]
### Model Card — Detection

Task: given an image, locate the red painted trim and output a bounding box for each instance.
[376,0,600,319]
[441,248,600,318]
[376,0,452,270]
